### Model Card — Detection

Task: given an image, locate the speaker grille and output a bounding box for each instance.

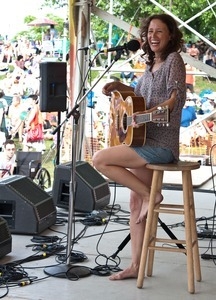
[76,162,105,187]
[94,184,110,201]
[9,176,54,220]
[0,217,12,258]
[0,217,10,241]
[0,175,56,234]
[52,161,110,212]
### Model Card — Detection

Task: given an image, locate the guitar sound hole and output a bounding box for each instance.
[123,114,127,131]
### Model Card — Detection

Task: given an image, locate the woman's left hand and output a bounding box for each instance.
[132,111,145,128]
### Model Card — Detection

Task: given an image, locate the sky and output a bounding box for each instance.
[0,0,66,38]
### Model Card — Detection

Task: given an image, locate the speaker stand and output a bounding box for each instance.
[44,49,124,278]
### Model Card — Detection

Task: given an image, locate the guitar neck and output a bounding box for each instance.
[128,113,152,125]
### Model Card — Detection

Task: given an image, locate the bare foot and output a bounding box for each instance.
[109,265,139,280]
[136,192,163,224]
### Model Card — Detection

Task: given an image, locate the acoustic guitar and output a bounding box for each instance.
[109,90,170,147]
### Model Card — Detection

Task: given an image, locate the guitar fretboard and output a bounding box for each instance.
[126,113,151,126]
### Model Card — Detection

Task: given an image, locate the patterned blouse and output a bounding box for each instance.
[134,52,186,160]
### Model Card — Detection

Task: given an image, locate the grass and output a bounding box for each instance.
[194,76,216,94]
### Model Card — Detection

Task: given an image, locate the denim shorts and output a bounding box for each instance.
[131,145,175,164]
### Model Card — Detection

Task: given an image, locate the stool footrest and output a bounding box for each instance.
[148,245,187,253]
[154,237,186,245]
[155,208,184,214]
[160,204,184,209]
[155,203,185,214]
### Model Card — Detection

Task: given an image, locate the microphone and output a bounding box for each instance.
[100,39,140,53]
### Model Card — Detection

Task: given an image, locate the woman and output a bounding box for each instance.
[8,94,23,141]
[93,14,186,280]
[22,94,45,152]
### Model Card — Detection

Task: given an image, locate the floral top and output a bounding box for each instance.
[134,52,186,160]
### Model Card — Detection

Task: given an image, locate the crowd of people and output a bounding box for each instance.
[179,88,216,148]
[186,40,216,67]
[0,37,59,152]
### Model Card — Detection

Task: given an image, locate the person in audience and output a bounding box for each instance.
[180,98,197,146]
[0,139,16,178]
[0,89,9,141]
[187,43,199,59]
[22,94,45,152]
[8,94,24,141]
[202,94,216,135]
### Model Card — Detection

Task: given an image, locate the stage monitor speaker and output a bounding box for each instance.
[39,61,67,112]
[0,216,12,258]
[52,161,110,212]
[0,175,56,234]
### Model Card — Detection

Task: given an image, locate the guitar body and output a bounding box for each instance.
[109,91,146,146]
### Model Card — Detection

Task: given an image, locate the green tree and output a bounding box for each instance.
[43,0,67,8]
[42,0,216,42]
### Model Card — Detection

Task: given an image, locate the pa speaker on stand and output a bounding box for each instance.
[52,161,110,212]
[39,61,67,112]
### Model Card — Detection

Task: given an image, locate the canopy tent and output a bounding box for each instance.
[67,0,216,161]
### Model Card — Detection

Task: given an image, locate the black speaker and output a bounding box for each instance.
[39,61,67,112]
[0,175,56,234]
[0,216,12,258]
[52,161,110,212]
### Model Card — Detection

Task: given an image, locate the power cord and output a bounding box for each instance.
[31,235,60,244]
[80,216,107,226]
[56,250,88,264]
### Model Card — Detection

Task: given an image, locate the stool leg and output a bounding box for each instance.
[187,171,202,282]
[137,170,163,288]
[182,170,195,294]
[147,171,164,277]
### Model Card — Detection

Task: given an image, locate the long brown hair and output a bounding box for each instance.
[139,14,184,65]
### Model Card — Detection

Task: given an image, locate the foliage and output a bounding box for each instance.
[90,0,216,44]
[16,0,216,44]
[43,0,68,8]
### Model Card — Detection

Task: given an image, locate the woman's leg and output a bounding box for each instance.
[93,145,162,223]
[109,164,154,279]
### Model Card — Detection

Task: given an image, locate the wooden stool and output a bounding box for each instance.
[137,161,202,294]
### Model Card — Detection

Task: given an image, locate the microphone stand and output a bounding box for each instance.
[44,50,124,278]
[110,217,185,259]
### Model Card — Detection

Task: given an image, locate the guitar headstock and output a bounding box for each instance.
[152,105,170,126]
